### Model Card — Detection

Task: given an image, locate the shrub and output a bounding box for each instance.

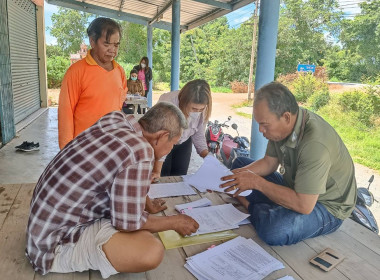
[276,73,298,89]
[116,62,135,77]
[339,87,380,127]
[292,73,328,103]
[309,89,330,111]
[47,56,70,88]
[230,80,253,93]
[153,82,170,91]
[230,80,247,93]
[314,66,328,82]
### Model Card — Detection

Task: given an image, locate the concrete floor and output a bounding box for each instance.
[0,108,59,184]
[0,107,202,184]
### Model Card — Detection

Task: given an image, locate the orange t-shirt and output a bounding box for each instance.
[58,51,127,149]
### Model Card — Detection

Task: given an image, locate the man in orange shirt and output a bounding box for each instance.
[58,17,127,149]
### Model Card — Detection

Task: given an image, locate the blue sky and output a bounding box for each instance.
[44,1,360,46]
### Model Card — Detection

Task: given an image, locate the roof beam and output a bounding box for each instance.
[149,0,173,25]
[187,0,253,30]
[46,0,188,31]
[191,0,232,11]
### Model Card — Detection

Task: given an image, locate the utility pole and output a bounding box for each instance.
[247,0,259,100]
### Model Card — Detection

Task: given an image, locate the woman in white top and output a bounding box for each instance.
[154,79,212,177]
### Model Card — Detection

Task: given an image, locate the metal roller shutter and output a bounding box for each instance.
[8,0,40,123]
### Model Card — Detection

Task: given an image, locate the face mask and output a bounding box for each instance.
[131,77,137,81]
[141,63,146,68]
[189,111,202,119]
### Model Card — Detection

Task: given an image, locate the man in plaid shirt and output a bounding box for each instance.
[26,102,199,278]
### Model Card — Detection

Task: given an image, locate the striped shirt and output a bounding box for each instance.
[26,111,153,275]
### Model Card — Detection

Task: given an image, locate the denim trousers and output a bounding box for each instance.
[232,157,343,246]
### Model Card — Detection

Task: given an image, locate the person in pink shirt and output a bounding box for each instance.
[154,79,213,178]
[133,57,152,98]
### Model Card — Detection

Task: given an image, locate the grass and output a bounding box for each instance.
[211,86,233,93]
[317,99,380,171]
[232,100,253,109]
[236,112,253,118]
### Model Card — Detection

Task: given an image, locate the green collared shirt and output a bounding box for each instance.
[266,108,357,219]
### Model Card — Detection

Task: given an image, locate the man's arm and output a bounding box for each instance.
[235,155,279,177]
[151,160,163,182]
[111,161,199,235]
[139,214,199,236]
[221,171,318,214]
[58,68,80,149]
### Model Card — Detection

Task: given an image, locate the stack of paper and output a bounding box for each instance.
[182,204,250,236]
[183,155,251,196]
[148,182,197,198]
[185,236,284,280]
[175,198,212,212]
[126,94,147,100]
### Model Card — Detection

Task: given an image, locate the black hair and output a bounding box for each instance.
[130,69,138,76]
[87,17,122,43]
[254,82,299,118]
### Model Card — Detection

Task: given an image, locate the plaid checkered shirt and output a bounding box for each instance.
[25,111,153,275]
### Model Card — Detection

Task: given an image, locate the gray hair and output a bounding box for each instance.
[254,82,299,118]
[138,102,188,139]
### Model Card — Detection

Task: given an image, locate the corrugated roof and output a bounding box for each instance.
[46,0,254,31]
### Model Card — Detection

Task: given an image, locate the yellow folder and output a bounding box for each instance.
[158,229,238,250]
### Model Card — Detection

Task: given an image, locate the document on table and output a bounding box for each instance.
[148,182,197,198]
[182,204,250,236]
[183,155,251,196]
[184,236,285,280]
[175,197,212,212]
[277,276,295,280]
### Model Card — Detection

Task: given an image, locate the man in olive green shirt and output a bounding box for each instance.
[220,82,357,246]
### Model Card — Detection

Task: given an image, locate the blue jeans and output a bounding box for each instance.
[232,157,343,246]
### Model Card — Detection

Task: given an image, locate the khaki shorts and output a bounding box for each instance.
[50,219,119,279]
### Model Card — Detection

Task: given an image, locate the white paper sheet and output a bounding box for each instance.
[182,204,250,236]
[277,276,295,280]
[175,198,212,212]
[148,182,197,198]
[185,236,284,280]
[183,155,252,196]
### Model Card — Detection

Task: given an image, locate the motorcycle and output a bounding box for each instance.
[351,175,378,233]
[205,116,250,169]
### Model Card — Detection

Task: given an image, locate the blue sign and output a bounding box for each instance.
[297,64,316,73]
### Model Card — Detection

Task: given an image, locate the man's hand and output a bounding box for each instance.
[145,196,167,214]
[171,214,199,236]
[151,171,160,183]
[220,168,264,197]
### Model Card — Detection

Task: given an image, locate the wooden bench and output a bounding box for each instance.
[1,178,380,279]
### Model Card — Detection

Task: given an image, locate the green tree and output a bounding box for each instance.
[47,56,70,88]
[339,0,380,82]
[152,28,172,83]
[117,22,147,65]
[46,45,64,57]
[276,0,342,75]
[322,46,363,82]
[49,8,91,55]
